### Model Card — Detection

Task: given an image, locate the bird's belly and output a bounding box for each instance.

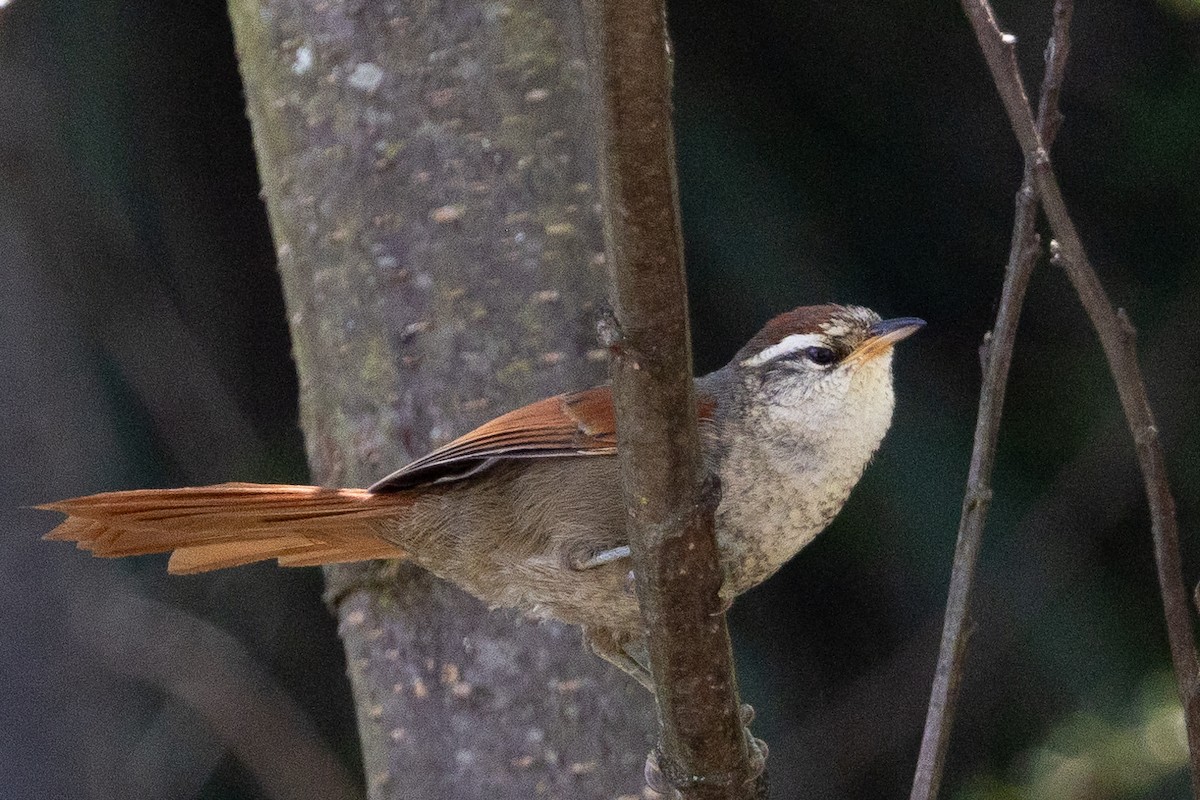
[714,458,851,595]
[489,555,642,632]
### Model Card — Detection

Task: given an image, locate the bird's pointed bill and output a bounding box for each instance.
[847,317,926,364]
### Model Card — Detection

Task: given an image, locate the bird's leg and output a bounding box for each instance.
[715,582,737,614]
[583,627,654,691]
[570,545,631,570]
[643,749,680,799]
[586,628,766,796]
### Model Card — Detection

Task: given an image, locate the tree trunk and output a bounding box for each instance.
[226,0,656,797]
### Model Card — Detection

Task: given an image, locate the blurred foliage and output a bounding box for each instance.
[1,0,1198,798]
[1156,0,1200,20]
[958,671,1188,800]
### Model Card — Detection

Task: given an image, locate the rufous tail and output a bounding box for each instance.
[39,483,409,574]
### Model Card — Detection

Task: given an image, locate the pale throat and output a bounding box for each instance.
[818,352,897,475]
[715,352,897,593]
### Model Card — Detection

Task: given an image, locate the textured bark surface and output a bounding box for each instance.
[226,0,655,797]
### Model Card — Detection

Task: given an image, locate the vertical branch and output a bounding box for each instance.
[910,8,1072,799]
[914,0,1200,797]
[961,0,1200,793]
[587,0,763,798]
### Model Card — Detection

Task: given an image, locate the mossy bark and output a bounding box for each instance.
[225,0,654,796]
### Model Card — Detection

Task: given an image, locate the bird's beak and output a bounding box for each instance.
[847,317,926,364]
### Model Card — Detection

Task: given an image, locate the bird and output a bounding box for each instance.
[41,303,922,687]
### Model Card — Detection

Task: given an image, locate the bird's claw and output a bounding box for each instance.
[712,582,736,616]
[746,732,768,779]
[644,749,682,800]
[642,707,767,797]
[739,702,768,779]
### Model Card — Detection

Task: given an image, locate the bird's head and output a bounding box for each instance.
[733,304,924,436]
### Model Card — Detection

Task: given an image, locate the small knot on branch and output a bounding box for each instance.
[964,487,994,512]
[596,307,643,369]
[979,331,992,371]
[644,749,682,799]
[1049,238,1064,267]
[596,306,623,348]
[1133,424,1159,448]
[1116,307,1138,341]
[1016,231,1044,273]
[641,478,721,547]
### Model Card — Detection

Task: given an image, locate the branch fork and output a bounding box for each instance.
[911,0,1200,798]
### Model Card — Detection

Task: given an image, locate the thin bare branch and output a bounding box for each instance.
[917,0,1200,796]
[588,0,764,797]
[910,6,1072,799]
[962,0,1200,793]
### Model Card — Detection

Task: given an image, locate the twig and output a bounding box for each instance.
[588,0,764,797]
[910,8,1073,799]
[962,0,1200,795]
[913,1,1200,797]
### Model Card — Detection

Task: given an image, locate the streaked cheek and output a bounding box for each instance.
[847,356,891,398]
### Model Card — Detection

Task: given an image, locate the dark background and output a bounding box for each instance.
[2,0,1198,798]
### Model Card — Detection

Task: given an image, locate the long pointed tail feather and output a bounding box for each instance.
[40,483,409,574]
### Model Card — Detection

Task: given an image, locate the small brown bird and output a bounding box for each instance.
[41,304,922,687]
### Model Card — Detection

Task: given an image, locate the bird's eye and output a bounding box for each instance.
[803,346,837,366]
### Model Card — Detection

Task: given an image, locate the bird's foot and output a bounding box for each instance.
[642,705,768,797]
[643,749,681,800]
[584,628,654,691]
[737,702,769,780]
[712,581,737,615]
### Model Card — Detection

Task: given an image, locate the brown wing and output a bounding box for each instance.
[369,387,620,492]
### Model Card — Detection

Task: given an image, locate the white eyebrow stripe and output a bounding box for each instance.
[741,333,826,367]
